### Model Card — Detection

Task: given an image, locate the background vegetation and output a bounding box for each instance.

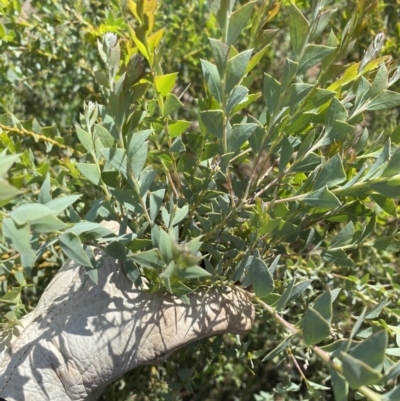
[1,0,400,400]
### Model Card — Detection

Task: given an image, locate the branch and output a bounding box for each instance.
[0,123,81,156]
[236,287,383,401]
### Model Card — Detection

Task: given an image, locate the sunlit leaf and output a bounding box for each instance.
[227,1,255,45]
[289,2,310,57]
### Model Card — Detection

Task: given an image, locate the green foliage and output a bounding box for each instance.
[2,0,400,400]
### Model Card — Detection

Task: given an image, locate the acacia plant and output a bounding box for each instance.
[2,0,400,399]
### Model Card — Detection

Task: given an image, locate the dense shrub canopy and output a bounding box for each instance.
[2,1,400,400]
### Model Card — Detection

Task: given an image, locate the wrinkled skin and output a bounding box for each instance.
[0,222,254,400]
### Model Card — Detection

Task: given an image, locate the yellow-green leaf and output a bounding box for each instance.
[154,73,178,98]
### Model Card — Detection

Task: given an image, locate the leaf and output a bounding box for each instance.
[341,163,368,190]
[313,291,333,324]
[298,45,335,74]
[318,121,354,147]
[200,110,224,139]
[330,368,348,401]
[250,257,274,298]
[225,49,253,94]
[209,38,229,76]
[95,124,115,147]
[169,120,191,138]
[177,265,211,279]
[161,207,170,227]
[268,255,280,274]
[127,129,152,158]
[77,163,101,185]
[307,381,331,391]
[282,83,313,107]
[382,147,400,177]
[366,298,388,320]
[275,278,295,311]
[149,189,165,220]
[289,1,310,57]
[109,45,120,71]
[45,195,81,215]
[287,279,313,304]
[65,222,116,240]
[292,152,321,172]
[302,306,331,346]
[325,97,348,132]
[201,59,222,103]
[129,142,148,178]
[105,241,131,260]
[341,352,382,389]
[226,85,248,115]
[351,330,387,371]
[211,0,234,35]
[129,249,164,269]
[383,385,400,401]
[254,28,279,49]
[310,9,337,42]
[30,215,69,233]
[331,221,355,248]
[304,88,336,110]
[210,0,235,29]
[138,168,156,197]
[154,73,178,97]
[246,44,270,74]
[10,203,57,225]
[226,1,255,45]
[313,154,346,190]
[370,178,400,199]
[75,125,94,154]
[38,175,51,204]
[322,249,354,267]
[232,93,261,115]
[161,271,178,294]
[382,362,400,384]
[227,123,258,153]
[158,229,174,264]
[59,233,93,268]
[266,219,299,239]
[370,194,397,217]
[148,27,165,50]
[2,218,35,257]
[262,335,293,362]
[351,76,371,112]
[366,90,400,111]
[0,153,20,177]
[122,259,142,286]
[282,58,298,91]
[263,73,281,115]
[302,186,341,208]
[170,137,185,153]
[94,70,108,87]
[362,140,391,181]
[369,63,389,99]
[385,348,400,356]
[297,131,315,158]
[349,308,367,340]
[279,137,293,173]
[163,93,183,116]
[101,148,127,176]
[0,178,22,204]
[172,205,189,226]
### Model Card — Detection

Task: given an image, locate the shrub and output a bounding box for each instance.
[2,0,400,400]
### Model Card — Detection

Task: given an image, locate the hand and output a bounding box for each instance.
[0,221,254,401]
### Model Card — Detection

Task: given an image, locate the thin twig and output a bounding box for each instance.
[236,287,383,401]
[0,123,81,156]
